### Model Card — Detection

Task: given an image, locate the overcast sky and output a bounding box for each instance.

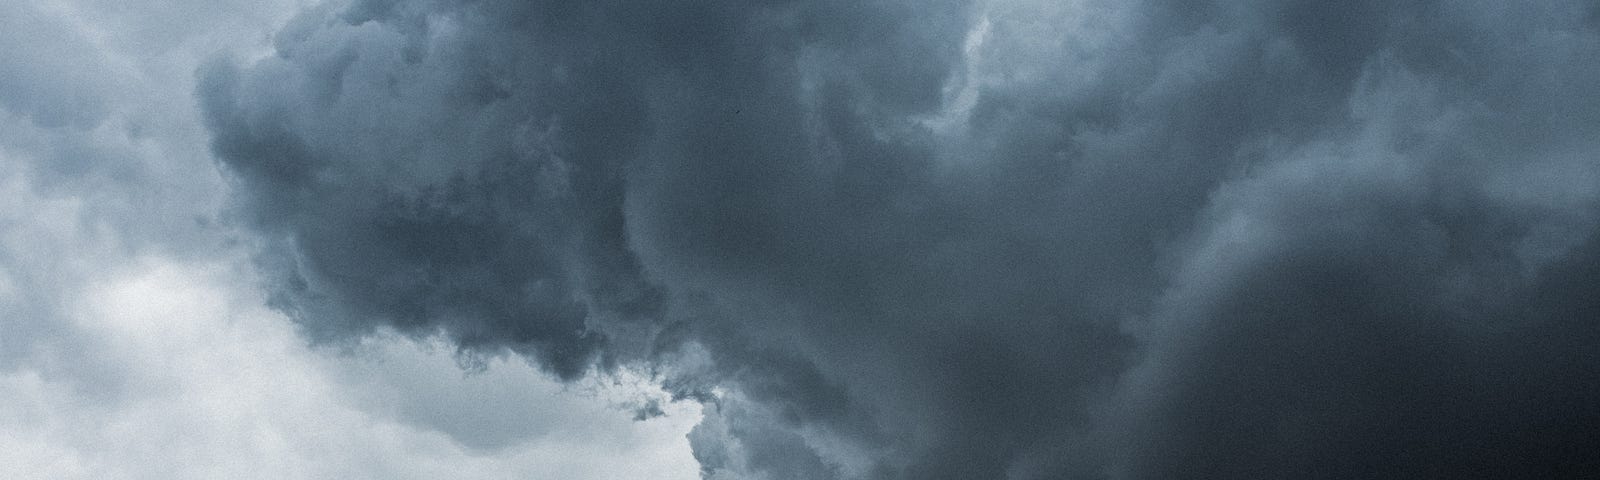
[5,1,1600,479]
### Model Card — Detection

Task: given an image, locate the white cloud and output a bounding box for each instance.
[0,239,701,480]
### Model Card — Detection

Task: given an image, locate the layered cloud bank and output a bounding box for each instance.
[201,0,1600,478]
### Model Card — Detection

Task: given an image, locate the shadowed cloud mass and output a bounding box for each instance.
[199,0,1600,478]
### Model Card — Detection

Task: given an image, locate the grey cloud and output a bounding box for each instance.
[0,0,207,382]
[1,0,713,477]
[200,0,1600,478]
[0,2,115,130]
[1102,22,1600,477]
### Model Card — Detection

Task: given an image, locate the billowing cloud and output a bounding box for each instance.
[1,0,702,478]
[199,0,1600,478]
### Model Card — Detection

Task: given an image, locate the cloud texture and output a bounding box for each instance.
[200,0,1600,478]
[1,0,702,478]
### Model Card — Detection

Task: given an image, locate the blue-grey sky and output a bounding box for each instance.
[5,1,1600,478]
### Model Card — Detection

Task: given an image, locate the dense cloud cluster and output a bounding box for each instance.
[200,0,1600,478]
[2,1,706,477]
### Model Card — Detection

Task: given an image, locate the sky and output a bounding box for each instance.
[3,1,1600,479]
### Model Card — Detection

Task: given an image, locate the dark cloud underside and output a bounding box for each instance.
[200,0,1600,478]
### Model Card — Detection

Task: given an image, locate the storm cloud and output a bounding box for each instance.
[200,0,1600,478]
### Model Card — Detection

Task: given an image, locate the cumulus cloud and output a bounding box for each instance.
[196,0,1600,478]
[1,0,702,478]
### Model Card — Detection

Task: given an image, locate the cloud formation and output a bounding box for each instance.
[200,0,1600,478]
[1,0,702,478]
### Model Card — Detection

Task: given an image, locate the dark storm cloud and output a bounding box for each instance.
[201,0,1600,478]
